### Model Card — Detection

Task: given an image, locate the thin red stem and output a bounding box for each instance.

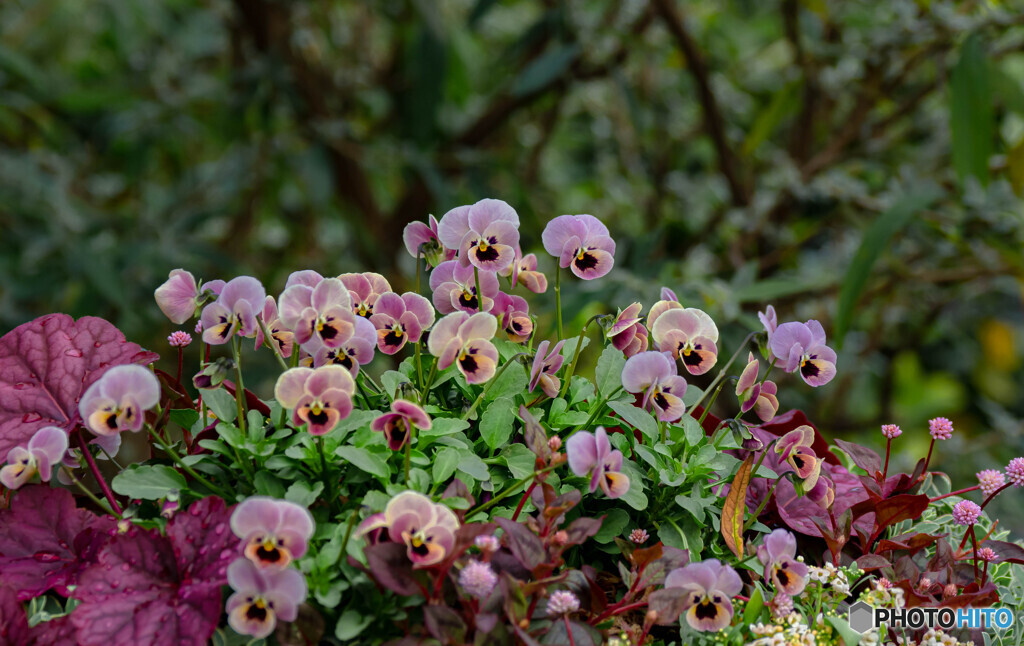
[512,482,538,522]
[76,430,122,516]
[980,482,1012,511]
[930,485,981,502]
[564,616,576,646]
[176,346,184,385]
[921,439,936,476]
[882,438,891,482]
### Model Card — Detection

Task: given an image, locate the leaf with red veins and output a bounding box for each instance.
[0,585,32,645]
[0,314,159,460]
[0,485,115,600]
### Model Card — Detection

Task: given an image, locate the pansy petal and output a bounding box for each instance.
[621,351,675,393]
[600,471,631,498]
[428,312,468,357]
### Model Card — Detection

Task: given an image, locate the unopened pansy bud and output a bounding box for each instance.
[546,590,580,616]
[168,331,192,347]
[548,436,562,451]
[977,469,1005,497]
[458,560,497,600]
[881,424,902,439]
[630,528,649,544]
[161,494,180,519]
[1005,457,1024,487]
[952,500,982,526]
[928,417,954,440]
[475,535,500,553]
[193,357,234,389]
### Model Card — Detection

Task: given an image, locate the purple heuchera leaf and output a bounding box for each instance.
[0,485,115,600]
[71,497,237,646]
[0,314,159,460]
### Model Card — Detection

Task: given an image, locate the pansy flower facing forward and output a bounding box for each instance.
[621,351,688,423]
[775,426,821,490]
[279,277,357,352]
[756,529,808,596]
[541,214,616,280]
[309,316,377,375]
[566,427,630,498]
[79,365,161,436]
[274,365,355,435]
[769,320,837,387]
[226,558,308,639]
[427,312,500,384]
[437,198,521,273]
[371,400,431,450]
[404,214,456,267]
[491,291,533,343]
[665,559,743,632]
[356,491,460,567]
[231,497,315,570]
[651,307,719,375]
[429,260,500,314]
[199,276,267,345]
[338,272,392,318]
[369,291,435,355]
[607,302,649,358]
[529,340,566,399]
[0,426,68,489]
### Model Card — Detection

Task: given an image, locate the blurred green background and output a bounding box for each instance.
[2,1,1024,526]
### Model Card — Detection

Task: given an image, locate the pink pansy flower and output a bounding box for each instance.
[756,529,809,596]
[371,400,432,451]
[608,303,650,358]
[200,276,267,345]
[758,305,778,342]
[309,316,377,375]
[79,365,161,436]
[279,277,357,352]
[427,312,500,384]
[284,269,324,289]
[231,496,315,570]
[437,198,521,273]
[356,491,460,568]
[0,426,68,489]
[665,559,743,632]
[646,286,682,331]
[769,320,837,387]
[226,559,307,639]
[404,214,456,267]
[338,272,392,318]
[491,292,533,343]
[651,307,719,376]
[254,296,295,358]
[506,250,548,294]
[753,380,779,423]
[274,365,355,435]
[775,426,821,490]
[566,426,630,498]
[621,351,688,423]
[541,214,616,280]
[369,291,435,355]
[806,473,835,509]
[529,340,566,399]
[154,269,199,324]
[429,260,500,314]
[737,352,776,422]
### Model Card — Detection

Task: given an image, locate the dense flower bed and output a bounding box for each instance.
[1,199,1022,645]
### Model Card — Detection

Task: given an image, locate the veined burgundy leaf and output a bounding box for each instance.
[0,314,159,460]
[0,585,32,645]
[0,485,115,600]
[648,587,689,626]
[563,516,603,547]
[495,517,545,571]
[364,542,422,596]
[833,439,882,479]
[980,540,1024,565]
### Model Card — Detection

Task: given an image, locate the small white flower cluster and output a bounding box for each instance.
[885,627,974,646]
[806,562,851,596]
[859,579,906,610]
[748,612,826,646]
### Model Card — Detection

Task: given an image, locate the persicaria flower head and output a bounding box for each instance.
[226,558,307,639]
[491,291,533,343]
[756,529,809,597]
[877,577,892,589]
[952,500,981,526]
[566,427,630,498]
[338,272,392,318]
[917,577,933,592]
[977,469,1005,497]
[548,436,562,451]
[168,331,192,347]
[279,277,357,352]
[769,320,837,387]
[369,291,435,354]
[977,547,997,562]
[371,400,431,451]
[475,535,500,553]
[199,276,266,345]
[79,365,161,436]
[881,424,902,439]
[274,365,355,435]
[630,528,649,544]
[404,214,456,267]
[356,491,460,568]
[621,351,688,422]
[651,307,719,375]
[607,303,649,358]
[506,250,548,294]
[427,311,500,384]
[1006,457,1024,487]
[767,592,793,620]
[429,260,500,314]
[529,339,566,399]
[541,214,616,280]
[0,426,68,489]
[546,590,580,616]
[437,198,521,273]
[231,497,315,570]
[929,417,954,441]
[665,559,743,632]
[459,560,497,600]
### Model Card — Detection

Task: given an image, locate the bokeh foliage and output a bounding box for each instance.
[2,0,1024,524]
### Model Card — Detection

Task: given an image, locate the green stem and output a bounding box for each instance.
[404,423,417,486]
[744,478,781,531]
[290,342,301,368]
[62,467,118,517]
[554,266,563,340]
[474,266,484,314]
[463,354,527,420]
[146,426,232,499]
[698,380,727,426]
[570,387,623,436]
[231,336,247,435]
[337,509,359,566]
[466,464,560,518]
[257,318,289,370]
[559,314,603,399]
[318,436,335,507]
[686,332,756,417]
[419,358,439,406]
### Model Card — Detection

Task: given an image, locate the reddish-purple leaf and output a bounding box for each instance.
[876,532,945,555]
[855,554,891,571]
[980,540,1024,564]
[926,538,954,572]
[519,405,551,462]
[0,485,115,600]
[563,517,603,547]
[833,439,882,479]
[755,410,842,466]
[30,615,77,645]
[0,585,32,645]
[871,494,930,532]
[495,517,545,570]
[0,314,159,460]
[648,587,689,625]
[423,606,467,645]
[364,542,422,596]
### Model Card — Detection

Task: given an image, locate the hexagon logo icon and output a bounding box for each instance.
[848,600,875,633]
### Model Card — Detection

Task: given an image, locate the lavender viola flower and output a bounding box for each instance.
[230,497,315,570]
[310,316,377,375]
[279,277,357,352]
[737,352,778,422]
[371,400,431,451]
[437,198,521,273]
[404,214,456,267]
[200,276,267,345]
[0,426,68,489]
[529,340,566,399]
[338,272,392,318]
[274,365,355,435]
[758,305,778,342]
[254,296,295,358]
[506,250,548,294]
[491,291,533,343]
[607,303,649,358]
[769,320,837,387]
[621,351,688,422]
[356,491,460,567]
[651,307,719,376]
[541,214,616,280]
[647,287,682,331]
[369,291,435,355]
[756,529,809,596]
[775,426,821,490]
[429,260,500,314]
[427,312,500,384]
[283,269,324,289]
[566,427,630,498]
[226,558,307,639]
[665,559,743,632]
[79,365,161,436]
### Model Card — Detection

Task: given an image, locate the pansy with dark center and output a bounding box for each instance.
[309,316,377,375]
[369,291,435,355]
[427,311,500,384]
[566,427,630,498]
[491,291,533,343]
[775,426,822,490]
[769,319,837,387]
[226,558,307,639]
[230,497,315,571]
[356,491,460,568]
[274,365,355,435]
[254,296,295,358]
[606,302,648,358]
[339,272,392,318]
[0,426,67,489]
[528,339,566,399]
[504,249,548,294]
[664,559,743,632]
[199,276,266,345]
[429,260,499,314]
[541,213,616,280]
[437,198,521,273]
[78,365,161,436]
[371,400,431,451]
[279,277,357,352]
[403,214,456,267]
[621,351,688,423]
[756,529,809,596]
[651,307,719,376]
